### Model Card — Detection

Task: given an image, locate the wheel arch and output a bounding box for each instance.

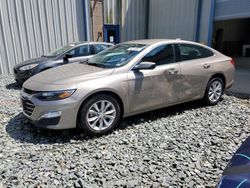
[209,73,226,88]
[76,90,125,123]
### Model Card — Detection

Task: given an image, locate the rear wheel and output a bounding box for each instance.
[204,77,224,105]
[78,94,121,136]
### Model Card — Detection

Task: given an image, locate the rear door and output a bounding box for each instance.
[175,43,215,101]
[128,44,181,113]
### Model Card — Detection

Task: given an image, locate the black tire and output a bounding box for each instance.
[204,77,224,105]
[78,94,121,136]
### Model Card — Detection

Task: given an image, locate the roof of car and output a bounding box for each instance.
[122,39,206,46]
[70,41,114,46]
[123,39,179,45]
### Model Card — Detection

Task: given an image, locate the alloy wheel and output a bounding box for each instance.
[208,80,223,103]
[86,100,116,131]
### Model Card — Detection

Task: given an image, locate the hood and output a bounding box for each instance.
[26,62,114,86]
[15,56,50,68]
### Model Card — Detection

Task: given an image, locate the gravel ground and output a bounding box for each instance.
[0,75,250,188]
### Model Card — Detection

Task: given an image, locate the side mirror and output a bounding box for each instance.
[63,54,73,62]
[133,62,156,71]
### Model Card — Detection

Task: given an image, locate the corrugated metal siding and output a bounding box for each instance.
[120,0,147,42]
[148,0,198,41]
[103,0,147,42]
[199,0,213,45]
[215,0,250,21]
[0,0,86,75]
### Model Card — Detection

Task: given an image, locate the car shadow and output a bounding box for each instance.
[5,82,21,90]
[5,99,212,145]
[5,113,89,145]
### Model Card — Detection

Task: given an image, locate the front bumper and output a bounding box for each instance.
[21,92,79,130]
[14,68,32,84]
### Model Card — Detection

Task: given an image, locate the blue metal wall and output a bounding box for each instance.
[215,0,250,21]
[147,0,214,46]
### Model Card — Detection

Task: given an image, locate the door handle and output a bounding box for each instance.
[203,64,211,69]
[167,68,178,75]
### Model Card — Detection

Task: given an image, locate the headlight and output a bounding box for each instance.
[19,64,38,71]
[34,89,76,101]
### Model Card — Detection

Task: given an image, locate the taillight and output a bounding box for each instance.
[230,59,235,66]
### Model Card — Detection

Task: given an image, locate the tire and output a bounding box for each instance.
[78,94,121,136]
[204,77,224,105]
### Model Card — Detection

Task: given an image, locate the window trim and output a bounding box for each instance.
[56,44,91,60]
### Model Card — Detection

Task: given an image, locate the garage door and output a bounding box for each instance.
[214,0,250,21]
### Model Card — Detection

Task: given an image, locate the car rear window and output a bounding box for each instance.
[178,44,214,61]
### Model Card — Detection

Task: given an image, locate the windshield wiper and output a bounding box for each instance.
[80,59,107,68]
[86,62,106,68]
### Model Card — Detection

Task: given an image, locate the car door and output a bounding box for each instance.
[67,44,92,62]
[128,44,181,113]
[175,43,215,101]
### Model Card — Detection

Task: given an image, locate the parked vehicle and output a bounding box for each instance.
[14,42,113,85]
[217,136,250,188]
[21,39,235,136]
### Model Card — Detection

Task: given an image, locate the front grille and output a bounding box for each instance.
[22,98,35,116]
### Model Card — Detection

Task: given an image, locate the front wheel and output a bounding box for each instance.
[78,94,121,136]
[204,77,224,105]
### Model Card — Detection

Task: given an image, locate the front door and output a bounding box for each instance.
[128,44,181,113]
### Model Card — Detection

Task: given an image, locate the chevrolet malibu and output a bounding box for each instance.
[21,39,235,136]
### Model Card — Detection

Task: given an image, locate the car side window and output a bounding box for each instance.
[94,44,111,54]
[178,44,214,61]
[141,44,175,66]
[66,45,91,58]
[67,48,77,57]
[78,45,91,56]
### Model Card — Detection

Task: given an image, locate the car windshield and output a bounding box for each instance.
[45,44,75,57]
[87,43,146,68]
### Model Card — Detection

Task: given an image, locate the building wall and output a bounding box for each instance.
[198,0,213,45]
[215,0,250,21]
[148,0,199,41]
[103,0,147,42]
[120,0,148,42]
[0,0,87,75]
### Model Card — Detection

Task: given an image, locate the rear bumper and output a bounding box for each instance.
[225,80,234,90]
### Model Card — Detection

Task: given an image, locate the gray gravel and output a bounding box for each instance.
[0,75,250,188]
